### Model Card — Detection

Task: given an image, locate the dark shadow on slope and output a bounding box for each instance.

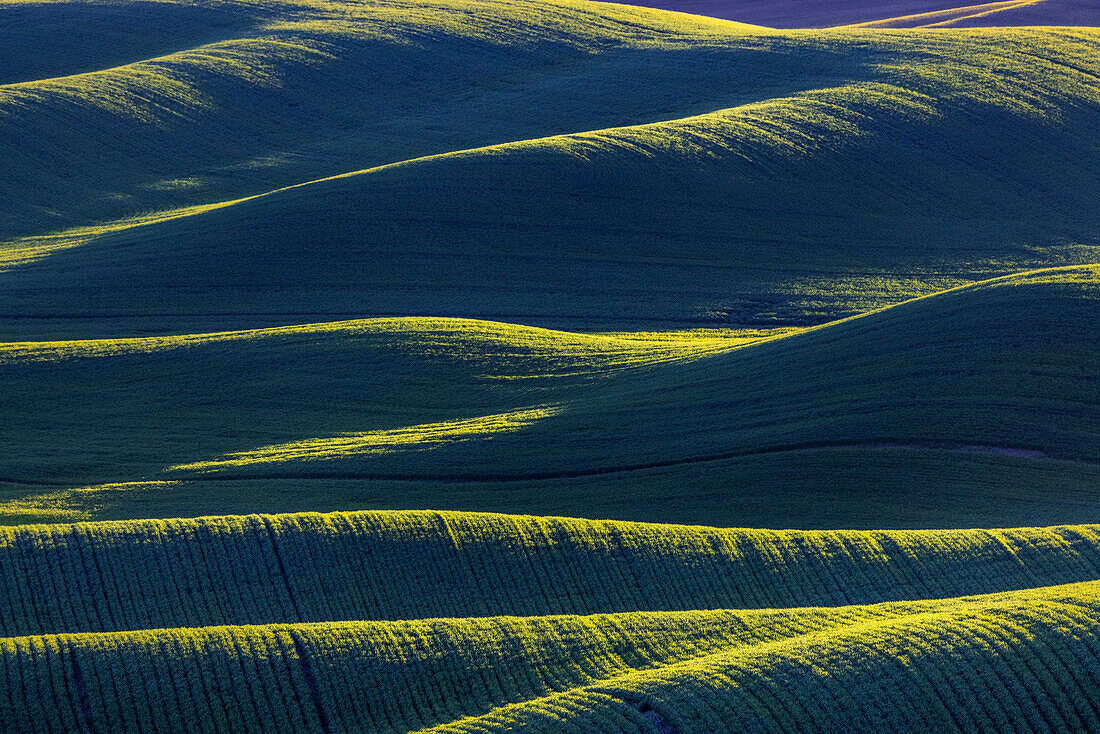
[0,2,260,84]
[633,701,678,734]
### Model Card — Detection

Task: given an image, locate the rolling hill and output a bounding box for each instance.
[0,0,760,245]
[2,6,1099,336]
[4,0,1100,731]
[3,266,1097,527]
[849,0,1100,27]
[6,585,1100,732]
[4,510,1100,731]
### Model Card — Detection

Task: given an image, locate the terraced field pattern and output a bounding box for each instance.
[2,0,1099,731]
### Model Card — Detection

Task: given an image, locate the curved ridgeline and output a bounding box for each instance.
[3,5,1099,336]
[2,267,1099,528]
[614,0,1100,29]
[2,1,1100,731]
[1,578,1099,732]
[436,586,1100,734]
[0,606,920,734]
[3,510,1100,637]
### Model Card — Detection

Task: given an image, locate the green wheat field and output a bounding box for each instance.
[2,0,1099,730]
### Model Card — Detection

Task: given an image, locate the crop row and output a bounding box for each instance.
[0,607,865,734]
[2,583,1096,734]
[428,587,1100,733]
[3,510,1100,636]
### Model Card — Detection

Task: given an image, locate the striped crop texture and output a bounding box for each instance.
[4,511,1100,636]
[2,583,1099,733]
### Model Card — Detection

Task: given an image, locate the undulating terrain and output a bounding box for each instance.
[2,0,1099,731]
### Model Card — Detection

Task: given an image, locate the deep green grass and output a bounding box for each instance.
[3,267,1097,527]
[0,1,262,84]
[7,448,1097,528]
[430,583,1100,733]
[0,0,761,245]
[1,3,1098,333]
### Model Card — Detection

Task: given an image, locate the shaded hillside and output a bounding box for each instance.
[2,10,1099,334]
[0,1,260,84]
[3,267,1097,527]
[4,1,1100,731]
[0,0,757,242]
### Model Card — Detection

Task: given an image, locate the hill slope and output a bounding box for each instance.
[3,510,1100,732]
[5,2,1100,731]
[8,510,1100,634]
[2,10,1099,335]
[433,584,1100,733]
[4,584,1100,733]
[3,267,1097,527]
[0,0,758,244]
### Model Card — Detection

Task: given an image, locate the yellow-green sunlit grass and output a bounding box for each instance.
[7,443,1100,528]
[0,315,747,366]
[0,200,244,271]
[428,581,1100,733]
[4,1,1100,732]
[169,405,564,471]
[7,509,1100,636]
[0,505,89,525]
[0,0,761,240]
[4,509,1100,731]
[4,580,1099,734]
